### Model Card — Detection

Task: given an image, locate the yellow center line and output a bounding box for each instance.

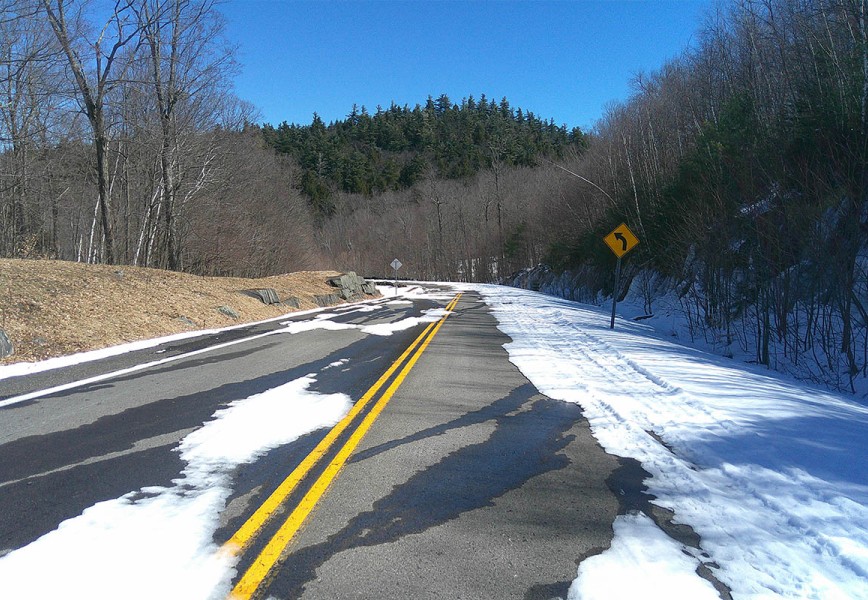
[222,320,436,556]
[228,293,461,600]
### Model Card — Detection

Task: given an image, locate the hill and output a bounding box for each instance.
[0,259,346,363]
[261,94,587,215]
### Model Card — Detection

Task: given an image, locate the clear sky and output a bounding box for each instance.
[220,0,714,131]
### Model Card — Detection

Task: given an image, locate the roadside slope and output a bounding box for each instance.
[0,259,345,363]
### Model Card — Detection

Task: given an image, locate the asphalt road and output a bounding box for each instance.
[0,287,628,600]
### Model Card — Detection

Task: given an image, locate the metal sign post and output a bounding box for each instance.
[390,258,402,296]
[603,223,640,329]
[610,257,622,329]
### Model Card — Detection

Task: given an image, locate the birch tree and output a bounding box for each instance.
[138,0,234,270]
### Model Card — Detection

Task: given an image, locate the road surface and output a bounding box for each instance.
[0,287,629,599]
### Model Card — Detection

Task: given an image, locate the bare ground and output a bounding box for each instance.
[0,258,353,364]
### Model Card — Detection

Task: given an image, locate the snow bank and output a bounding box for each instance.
[472,283,868,599]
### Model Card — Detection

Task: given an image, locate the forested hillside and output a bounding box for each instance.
[1,0,866,393]
[517,0,868,394]
[261,96,586,215]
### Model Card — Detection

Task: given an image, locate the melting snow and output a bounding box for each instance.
[469,283,868,600]
[0,376,351,599]
[4,283,866,599]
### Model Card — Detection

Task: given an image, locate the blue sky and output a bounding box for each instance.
[220,0,713,130]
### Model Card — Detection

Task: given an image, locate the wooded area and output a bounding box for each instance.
[0,0,317,276]
[534,0,868,393]
[1,0,866,392]
[261,94,589,281]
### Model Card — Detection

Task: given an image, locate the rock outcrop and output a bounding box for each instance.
[217,305,239,319]
[249,288,281,305]
[326,272,378,301]
[0,329,13,358]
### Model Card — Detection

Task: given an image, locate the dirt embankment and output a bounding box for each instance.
[0,259,347,364]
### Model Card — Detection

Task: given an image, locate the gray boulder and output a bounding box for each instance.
[0,329,13,358]
[327,271,378,301]
[249,288,281,305]
[217,305,239,319]
[314,294,341,307]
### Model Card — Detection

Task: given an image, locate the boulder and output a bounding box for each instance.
[0,329,13,358]
[314,293,341,307]
[249,288,281,305]
[327,272,364,289]
[283,297,300,309]
[326,271,378,301]
[217,305,239,319]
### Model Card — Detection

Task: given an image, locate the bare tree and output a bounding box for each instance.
[0,0,64,256]
[137,0,234,270]
[41,0,146,264]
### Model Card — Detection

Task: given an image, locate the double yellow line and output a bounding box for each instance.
[225,293,462,600]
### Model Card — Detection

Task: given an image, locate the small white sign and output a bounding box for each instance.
[391,259,402,271]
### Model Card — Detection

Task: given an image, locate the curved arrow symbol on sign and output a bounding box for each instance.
[603,223,639,258]
[614,232,628,253]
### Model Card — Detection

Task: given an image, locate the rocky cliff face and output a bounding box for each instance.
[504,265,608,305]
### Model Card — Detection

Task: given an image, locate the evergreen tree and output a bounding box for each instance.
[260,93,586,213]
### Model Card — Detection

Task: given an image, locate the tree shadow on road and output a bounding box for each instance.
[268,385,584,598]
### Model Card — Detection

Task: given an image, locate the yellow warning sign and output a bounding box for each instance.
[604,223,639,258]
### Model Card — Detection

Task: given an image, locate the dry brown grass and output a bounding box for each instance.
[0,258,352,363]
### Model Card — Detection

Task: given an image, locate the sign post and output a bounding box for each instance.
[610,257,622,329]
[390,258,402,296]
[603,223,640,329]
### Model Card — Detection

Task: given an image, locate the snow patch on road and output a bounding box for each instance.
[0,375,351,600]
[279,307,448,337]
[567,512,719,600]
[359,308,448,336]
[279,318,358,334]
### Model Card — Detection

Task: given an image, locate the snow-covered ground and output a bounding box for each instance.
[466,283,868,600]
[1,283,866,599]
